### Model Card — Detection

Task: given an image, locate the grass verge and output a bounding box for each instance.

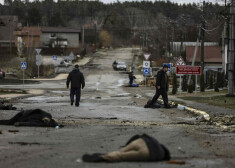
[179,95,235,109]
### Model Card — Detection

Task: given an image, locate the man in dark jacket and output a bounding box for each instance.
[128,71,136,86]
[149,65,170,108]
[66,64,85,106]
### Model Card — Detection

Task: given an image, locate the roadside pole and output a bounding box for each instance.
[195,75,198,93]
[21,62,27,89]
[227,0,235,96]
[38,66,39,78]
[145,76,146,88]
[35,49,42,79]
[23,69,25,89]
[180,75,182,95]
[143,53,151,88]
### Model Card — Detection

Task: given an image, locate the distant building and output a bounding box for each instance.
[186,46,222,83]
[41,27,81,48]
[14,27,42,48]
[172,42,219,57]
[0,15,18,47]
[186,46,222,65]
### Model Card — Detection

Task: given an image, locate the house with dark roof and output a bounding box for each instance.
[41,27,81,48]
[0,15,18,47]
[186,46,223,84]
[186,46,222,66]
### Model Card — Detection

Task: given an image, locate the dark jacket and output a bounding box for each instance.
[126,134,171,161]
[67,68,85,89]
[156,70,168,90]
[0,109,58,127]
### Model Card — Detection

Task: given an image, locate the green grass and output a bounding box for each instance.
[180,95,235,109]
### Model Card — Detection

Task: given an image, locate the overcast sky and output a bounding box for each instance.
[0,0,224,5]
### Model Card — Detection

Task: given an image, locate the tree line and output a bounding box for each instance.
[0,0,225,49]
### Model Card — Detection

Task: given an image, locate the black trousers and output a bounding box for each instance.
[70,87,81,106]
[150,88,169,107]
[129,78,134,85]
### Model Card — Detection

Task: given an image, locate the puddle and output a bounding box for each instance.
[51,91,68,94]
[25,96,63,102]
[111,93,130,97]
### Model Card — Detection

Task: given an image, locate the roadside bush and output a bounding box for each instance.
[188,76,195,93]
[172,73,177,94]
[209,72,214,89]
[99,30,112,48]
[192,75,196,91]
[188,82,194,93]
[200,73,205,92]
[182,75,188,91]
[214,72,220,92]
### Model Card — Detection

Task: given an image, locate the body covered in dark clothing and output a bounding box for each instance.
[82,134,171,162]
[0,109,58,127]
[125,134,171,161]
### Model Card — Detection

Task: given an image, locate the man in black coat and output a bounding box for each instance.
[66,64,85,107]
[149,65,171,108]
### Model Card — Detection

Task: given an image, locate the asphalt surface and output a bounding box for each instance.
[0,48,234,168]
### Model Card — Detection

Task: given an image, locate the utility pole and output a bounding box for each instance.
[227,0,235,96]
[201,1,205,72]
[82,26,84,47]
[222,22,228,73]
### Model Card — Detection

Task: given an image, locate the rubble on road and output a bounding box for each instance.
[139,78,156,87]
[8,142,40,146]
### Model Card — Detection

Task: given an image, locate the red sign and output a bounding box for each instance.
[176,66,201,75]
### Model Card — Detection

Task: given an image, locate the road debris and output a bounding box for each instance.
[8,142,40,146]
[167,160,186,164]
[0,102,17,110]
[8,130,19,133]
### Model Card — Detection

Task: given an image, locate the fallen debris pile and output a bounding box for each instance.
[0,102,17,110]
[139,78,156,87]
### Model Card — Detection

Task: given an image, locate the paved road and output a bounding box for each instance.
[0,48,234,168]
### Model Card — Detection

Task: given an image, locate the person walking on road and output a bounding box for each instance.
[66,64,85,107]
[128,71,136,86]
[149,65,171,108]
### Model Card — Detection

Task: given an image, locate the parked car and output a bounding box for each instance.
[60,59,72,67]
[116,62,127,71]
[0,68,5,79]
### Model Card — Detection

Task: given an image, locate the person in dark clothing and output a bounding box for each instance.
[66,64,85,107]
[149,65,171,108]
[0,109,58,127]
[82,134,171,162]
[128,71,136,86]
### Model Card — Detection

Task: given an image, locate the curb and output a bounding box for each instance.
[164,100,232,130]
[156,99,211,121]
